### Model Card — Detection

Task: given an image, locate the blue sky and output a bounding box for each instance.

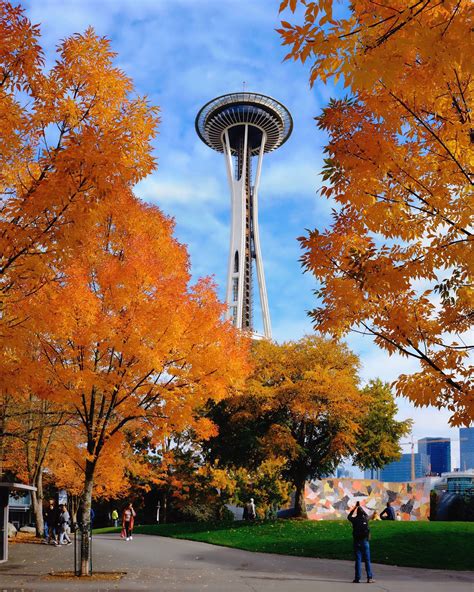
[23,0,463,468]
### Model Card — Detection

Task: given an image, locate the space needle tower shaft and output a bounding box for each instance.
[196,93,292,339]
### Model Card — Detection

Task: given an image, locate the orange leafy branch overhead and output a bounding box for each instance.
[50,429,136,500]
[278,0,473,425]
[0,1,159,348]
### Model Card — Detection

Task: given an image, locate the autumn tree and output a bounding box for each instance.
[206,336,411,517]
[2,3,250,573]
[22,195,249,574]
[278,1,473,425]
[132,423,222,524]
[149,447,229,523]
[50,425,156,525]
[1,1,158,396]
[0,392,70,536]
[0,395,141,534]
[1,4,166,565]
[206,336,367,517]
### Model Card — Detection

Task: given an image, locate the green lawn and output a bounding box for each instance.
[94,519,474,571]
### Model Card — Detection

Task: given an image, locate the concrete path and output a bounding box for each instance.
[0,533,473,591]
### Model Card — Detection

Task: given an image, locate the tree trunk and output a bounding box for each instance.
[293,475,308,519]
[70,494,80,524]
[32,471,44,537]
[80,463,94,576]
[0,395,10,480]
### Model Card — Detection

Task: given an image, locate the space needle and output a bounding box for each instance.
[195,92,292,339]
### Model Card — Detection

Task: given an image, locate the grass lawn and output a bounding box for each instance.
[94,519,474,571]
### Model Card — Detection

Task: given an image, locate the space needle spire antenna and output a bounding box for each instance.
[196,92,292,339]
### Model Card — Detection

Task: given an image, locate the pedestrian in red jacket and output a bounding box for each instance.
[121,503,136,541]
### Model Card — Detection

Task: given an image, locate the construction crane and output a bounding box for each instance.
[400,435,416,481]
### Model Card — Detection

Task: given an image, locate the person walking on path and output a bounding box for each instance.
[44,499,59,546]
[121,503,136,541]
[58,504,72,545]
[111,508,119,528]
[41,501,49,542]
[380,501,396,521]
[348,501,374,584]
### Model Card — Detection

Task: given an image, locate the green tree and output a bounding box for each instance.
[352,379,412,471]
[231,457,291,520]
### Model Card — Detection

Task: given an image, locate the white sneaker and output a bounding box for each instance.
[130,536,133,540]
[126,537,130,541]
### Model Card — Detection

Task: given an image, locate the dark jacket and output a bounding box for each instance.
[348,506,370,541]
[380,505,396,520]
[44,505,59,527]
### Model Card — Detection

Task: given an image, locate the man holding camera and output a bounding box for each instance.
[347,501,374,584]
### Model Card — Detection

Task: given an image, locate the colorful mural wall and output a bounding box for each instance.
[305,478,432,521]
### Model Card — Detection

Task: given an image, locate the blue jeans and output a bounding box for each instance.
[354,538,373,581]
[47,525,58,544]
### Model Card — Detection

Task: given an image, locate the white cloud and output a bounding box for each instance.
[136,174,224,206]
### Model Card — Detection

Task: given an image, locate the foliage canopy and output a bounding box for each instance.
[206,336,409,516]
[279,0,473,425]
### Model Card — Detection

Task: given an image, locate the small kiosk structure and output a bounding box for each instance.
[0,483,37,562]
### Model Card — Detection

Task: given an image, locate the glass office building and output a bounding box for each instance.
[418,437,451,474]
[379,453,430,482]
[460,427,474,471]
[363,468,381,480]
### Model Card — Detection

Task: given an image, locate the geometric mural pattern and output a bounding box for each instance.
[305,478,432,521]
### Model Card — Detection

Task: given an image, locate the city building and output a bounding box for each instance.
[434,470,474,495]
[364,468,381,480]
[418,437,451,474]
[195,92,292,338]
[336,467,353,478]
[379,452,430,482]
[460,427,474,471]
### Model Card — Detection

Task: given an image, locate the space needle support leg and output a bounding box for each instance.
[251,132,272,339]
[222,126,248,330]
[223,129,235,322]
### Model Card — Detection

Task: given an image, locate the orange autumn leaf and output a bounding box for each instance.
[278,0,473,425]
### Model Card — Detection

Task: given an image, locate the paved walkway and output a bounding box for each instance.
[1,534,473,591]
